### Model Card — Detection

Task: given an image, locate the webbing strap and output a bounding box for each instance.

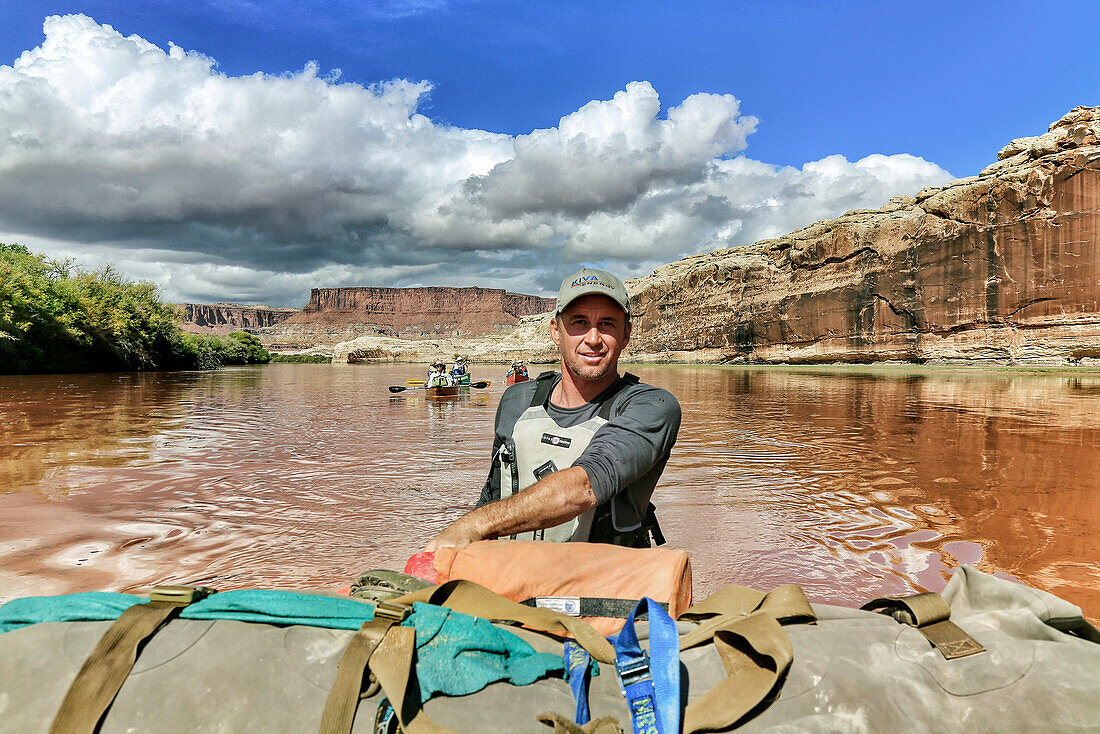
[861,592,986,660]
[318,607,404,734]
[681,612,793,734]
[520,596,668,620]
[678,582,816,631]
[49,586,213,734]
[613,598,680,734]
[368,626,457,734]
[563,640,592,725]
[393,580,616,664]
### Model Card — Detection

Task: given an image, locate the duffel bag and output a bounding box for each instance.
[1,565,1098,733]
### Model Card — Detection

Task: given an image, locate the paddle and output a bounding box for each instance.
[388,380,491,393]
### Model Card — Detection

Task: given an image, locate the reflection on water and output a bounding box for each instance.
[1,364,1097,619]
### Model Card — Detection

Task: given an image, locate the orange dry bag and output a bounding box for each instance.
[407,540,692,635]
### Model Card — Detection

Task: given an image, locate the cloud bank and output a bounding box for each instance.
[0,15,953,305]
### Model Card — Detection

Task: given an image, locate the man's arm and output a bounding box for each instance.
[424,466,597,551]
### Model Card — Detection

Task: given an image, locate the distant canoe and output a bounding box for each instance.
[506,373,530,385]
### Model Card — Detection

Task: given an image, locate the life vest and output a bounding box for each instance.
[496,371,661,545]
[426,371,451,388]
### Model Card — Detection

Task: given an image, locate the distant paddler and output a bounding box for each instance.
[505,360,529,385]
[425,361,454,388]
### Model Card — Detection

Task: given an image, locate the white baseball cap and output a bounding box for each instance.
[555,268,631,317]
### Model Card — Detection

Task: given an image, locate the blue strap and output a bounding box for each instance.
[564,640,592,725]
[612,597,681,734]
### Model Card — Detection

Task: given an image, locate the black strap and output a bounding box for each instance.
[519,596,669,619]
[530,371,640,418]
[645,503,666,546]
[530,371,559,408]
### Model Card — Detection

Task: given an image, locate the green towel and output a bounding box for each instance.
[0,590,563,701]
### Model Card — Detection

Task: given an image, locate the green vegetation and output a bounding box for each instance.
[271,353,331,363]
[0,243,271,373]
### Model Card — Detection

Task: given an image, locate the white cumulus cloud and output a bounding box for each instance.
[0,15,954,306]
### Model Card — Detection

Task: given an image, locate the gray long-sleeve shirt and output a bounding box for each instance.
[477,372,681,507]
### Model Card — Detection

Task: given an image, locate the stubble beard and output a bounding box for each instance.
[562,350,615,382]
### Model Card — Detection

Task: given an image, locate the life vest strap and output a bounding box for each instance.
[48,585,215,734]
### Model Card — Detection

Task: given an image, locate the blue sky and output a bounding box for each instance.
[0,1,1096,305]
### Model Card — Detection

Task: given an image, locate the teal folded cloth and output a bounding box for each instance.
[0,592,145,634]
[0,590,563,700]
[406,601,563,700]
[0,590,375,634]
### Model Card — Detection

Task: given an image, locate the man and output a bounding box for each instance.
[425,268,681,551]
[426,361,454,388]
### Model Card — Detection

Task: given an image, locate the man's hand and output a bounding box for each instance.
[424,515,484,552]
[423,466,598,552]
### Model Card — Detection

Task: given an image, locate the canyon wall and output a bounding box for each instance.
[265,287,554,347]
[624,106,1100,365]
[179,303,299,335]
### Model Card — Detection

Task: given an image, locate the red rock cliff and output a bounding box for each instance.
[626,106,1100,365]
[179,303,300,335]
[282,286,554,338]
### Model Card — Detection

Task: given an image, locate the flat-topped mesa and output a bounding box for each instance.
[179,303,300,335]
[282,286,555,339]
[625,105,1100,365]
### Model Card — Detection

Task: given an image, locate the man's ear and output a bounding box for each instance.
[550,315,561,346]
[623,320,632,348]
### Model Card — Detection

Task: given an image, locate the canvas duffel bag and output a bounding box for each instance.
[0,565,1097,733]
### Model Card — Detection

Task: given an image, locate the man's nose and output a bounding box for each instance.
[583,326,602,343]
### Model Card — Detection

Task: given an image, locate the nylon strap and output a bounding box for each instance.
[861,592,986,660]
[612,598,680,734]
[563,640,592,725]
[318,602,407,734]
[681,612,793,734]
[520,596,668,620]
[368,626,457,734]
[393,579,616,664]
[679,582,816,625]
[48,585,213,734]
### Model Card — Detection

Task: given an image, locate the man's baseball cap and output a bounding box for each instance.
[555,268,631,317]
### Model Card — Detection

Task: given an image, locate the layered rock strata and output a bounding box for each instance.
[625,106,1100,364]
[179,303,299,335]
[279,287,553,340]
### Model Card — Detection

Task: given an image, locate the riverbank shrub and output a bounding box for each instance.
[0,244,270,373]
[270,353,331,363]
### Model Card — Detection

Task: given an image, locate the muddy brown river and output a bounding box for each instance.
[1,363,1097,619]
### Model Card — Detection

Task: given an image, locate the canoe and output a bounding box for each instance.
[453,373,471,385]
[506,372,530,385]
[425,385,461,399]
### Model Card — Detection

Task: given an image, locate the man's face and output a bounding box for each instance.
[550,294,631,382]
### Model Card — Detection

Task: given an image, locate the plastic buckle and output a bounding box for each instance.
[616,654,652,689]
[148,585,216,605]
[374,601,410,622]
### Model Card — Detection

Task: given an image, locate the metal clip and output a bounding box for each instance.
[616,654,652,689]
[148,585,216,605]
[374,601,410,622]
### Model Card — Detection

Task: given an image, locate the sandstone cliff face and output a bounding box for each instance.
[179,303,299,335]
[280,287,554,340]
[625,106,1100,365]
